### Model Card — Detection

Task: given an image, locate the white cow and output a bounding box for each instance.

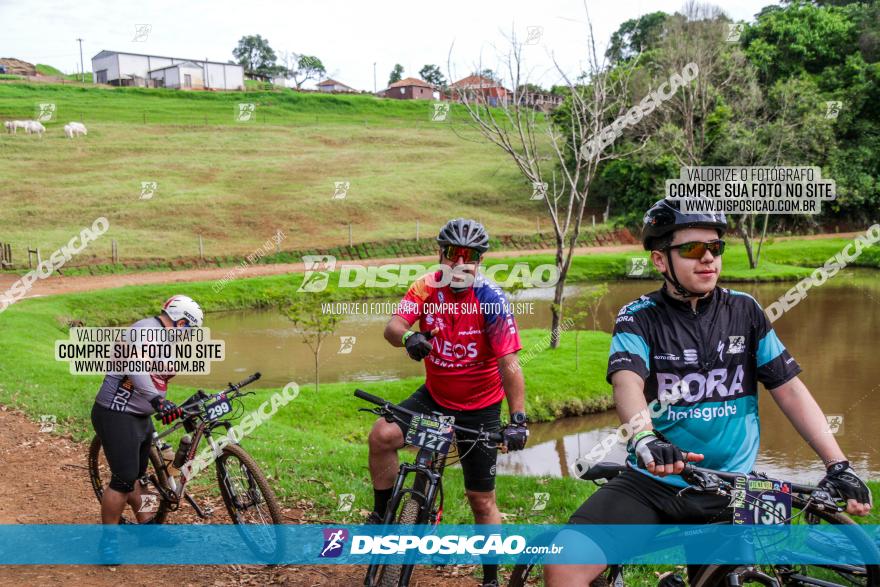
[25,120,45,137]
[64,122,87,138]
[4,120,29,134]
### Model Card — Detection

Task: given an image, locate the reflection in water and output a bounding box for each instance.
[182,270,880,480]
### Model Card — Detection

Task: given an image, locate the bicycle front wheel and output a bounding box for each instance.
[87,435,170,524]
[215,443,284,560]
[691,511,880,587]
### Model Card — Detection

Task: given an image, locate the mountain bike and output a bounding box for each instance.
[354,388,505,587]
[508,461,879,587]
[88,373,284,559]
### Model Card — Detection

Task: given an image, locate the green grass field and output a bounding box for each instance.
[0,81,545,261]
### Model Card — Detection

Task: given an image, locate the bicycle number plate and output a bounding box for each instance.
[405,414,455,455]
[205,393,232,421]
[732,475,793,525]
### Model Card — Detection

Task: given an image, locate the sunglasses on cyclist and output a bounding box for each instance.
[442,245,482,264]
[667,239,725,259]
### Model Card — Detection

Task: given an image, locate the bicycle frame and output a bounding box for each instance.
[143,374,261,514]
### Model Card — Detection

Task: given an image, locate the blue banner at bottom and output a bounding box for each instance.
[0,524,878,565]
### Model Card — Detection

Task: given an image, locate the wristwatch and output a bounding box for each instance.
[511,412,528,425]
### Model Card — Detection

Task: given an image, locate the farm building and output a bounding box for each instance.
[448,75,511,106]
[90,50,244,90]
[316,78,357,93]
[378,77,436,100]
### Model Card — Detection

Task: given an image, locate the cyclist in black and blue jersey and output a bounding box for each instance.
[545,199,872,586]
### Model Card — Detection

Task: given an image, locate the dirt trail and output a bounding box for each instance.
[0,231,861,300]
[0,406,479,586]
[0,244,646,299]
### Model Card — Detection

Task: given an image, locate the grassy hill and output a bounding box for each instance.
[0,81,547,261]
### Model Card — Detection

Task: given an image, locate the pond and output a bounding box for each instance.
[177,270,880,481]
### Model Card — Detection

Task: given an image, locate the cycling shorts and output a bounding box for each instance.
[91,403,155,490]
[394,385,502,492]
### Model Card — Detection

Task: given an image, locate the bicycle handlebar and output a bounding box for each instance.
[578,460,830,499]
[160,372,263,420]
[354,389,505,444]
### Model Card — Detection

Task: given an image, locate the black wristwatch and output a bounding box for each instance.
[511,412,528,426]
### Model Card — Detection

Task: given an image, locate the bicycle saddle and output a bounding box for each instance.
[578,461,625,482]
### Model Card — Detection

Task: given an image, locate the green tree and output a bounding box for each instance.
[606,11,668,63]
[388,64,404,86]
[283,294,345,392]
[233,34,284,77]
[569,284,609,370]
[419,64,445,87]
[287,54,326,89]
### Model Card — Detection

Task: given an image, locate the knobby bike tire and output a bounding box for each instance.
[215,443,284,560]
[87,435,170,524]
[375,497,423,587]
[690,510,880,587]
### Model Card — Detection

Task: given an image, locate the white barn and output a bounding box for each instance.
[91,50,244,90]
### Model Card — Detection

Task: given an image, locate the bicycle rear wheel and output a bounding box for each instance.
[691,511,880,587]
[87,435,170,524]
[215,443,284,560]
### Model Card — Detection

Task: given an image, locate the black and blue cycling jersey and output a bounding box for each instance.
[607,285,801,487]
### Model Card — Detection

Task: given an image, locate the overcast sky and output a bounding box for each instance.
[1,0,776,90]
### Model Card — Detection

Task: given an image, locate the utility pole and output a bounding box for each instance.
[373,62,376,93]
[76,38,85,83]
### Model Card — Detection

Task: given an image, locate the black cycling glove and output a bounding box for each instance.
[151,397,183,425]
[403,330,434,361]
[502,423,529,451]
[819,461,872,506]
[631,431,686,470]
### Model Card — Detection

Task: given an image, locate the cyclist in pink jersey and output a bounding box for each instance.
[367,219,528,587]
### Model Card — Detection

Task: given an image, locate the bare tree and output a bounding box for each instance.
[449,13,640,348]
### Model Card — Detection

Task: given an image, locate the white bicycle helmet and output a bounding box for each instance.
[161,295,204,327]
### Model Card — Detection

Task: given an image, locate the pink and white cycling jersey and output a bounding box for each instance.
[394,271,522,410]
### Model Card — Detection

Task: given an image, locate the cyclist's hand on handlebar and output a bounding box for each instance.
[403,328,438,361]
[150,396,183,425]
[819,460,873,516]
[632,431,703,476]
[501,423,528,452]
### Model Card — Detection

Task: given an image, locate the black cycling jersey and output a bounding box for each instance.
[607,285,801,487]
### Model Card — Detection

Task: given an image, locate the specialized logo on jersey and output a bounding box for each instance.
[728,336,746,354]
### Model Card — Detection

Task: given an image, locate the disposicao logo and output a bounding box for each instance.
[319,528,349,558]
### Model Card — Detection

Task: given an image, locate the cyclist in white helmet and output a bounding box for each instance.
[92,295,204,524]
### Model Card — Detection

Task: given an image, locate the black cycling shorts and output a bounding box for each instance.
[570,470,731,524]
[567,471,736,575]
[91,402,155,488]
[393,385,502,493]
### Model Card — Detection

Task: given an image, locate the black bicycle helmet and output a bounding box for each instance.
[642,199,727,251]
[436,218,490,253]
[642,199,727,298]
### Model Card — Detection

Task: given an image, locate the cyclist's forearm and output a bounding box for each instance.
[611,370,652,432]
[384,316,412,347]
[770,377,846,466]
[498,353,525,414]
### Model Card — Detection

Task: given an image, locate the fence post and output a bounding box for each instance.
[198,235,204,261]
[592,215,596,229]
[112,239,118,264]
